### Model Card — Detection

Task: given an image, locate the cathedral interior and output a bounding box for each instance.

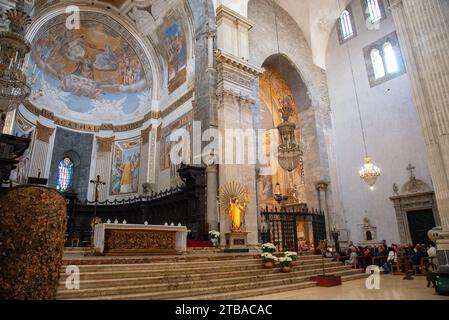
[0,0,449,302]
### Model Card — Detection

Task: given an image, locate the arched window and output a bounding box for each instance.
[366,0,383,23]
[56,157,74,192]
[340,10,354,40]
[383,42,399,74]
[370,48,385,79]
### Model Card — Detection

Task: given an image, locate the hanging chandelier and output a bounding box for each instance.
[0,1,35,113]
[336,0,381,189]
[359,157,381,189]
[273,16,302,173]
[277,95,302,172]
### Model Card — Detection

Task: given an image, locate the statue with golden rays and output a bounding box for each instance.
[219,182,250,232]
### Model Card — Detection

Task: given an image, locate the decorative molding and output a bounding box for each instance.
[216,49,262,77]
[216,5,254,30]
[104,229,177,254]
[35,121,54,143]
[96,136,115,153]
[161,88,194,118]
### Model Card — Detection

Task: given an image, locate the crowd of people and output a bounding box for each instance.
[334,240,437,274]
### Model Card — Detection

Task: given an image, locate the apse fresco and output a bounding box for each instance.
[29,20,151,122]
[110,138,141,195]
[161,18,187,93]
[258,66,304,206]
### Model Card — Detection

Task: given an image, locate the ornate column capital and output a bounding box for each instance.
[141,126,152,145]
[96,136,115,153]
[35,121,54,143]
[315,181,329,192]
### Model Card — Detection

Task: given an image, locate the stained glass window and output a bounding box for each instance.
[56,157,74,192]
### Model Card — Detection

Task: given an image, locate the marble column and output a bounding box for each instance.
[29,121,54,178]
[316,181,331,241]
[389,0,449,271]
[95,136,114,202]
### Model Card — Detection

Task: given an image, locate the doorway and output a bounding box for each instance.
[406,209,436,245]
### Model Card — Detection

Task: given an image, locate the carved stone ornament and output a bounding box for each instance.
[35,121,55,143]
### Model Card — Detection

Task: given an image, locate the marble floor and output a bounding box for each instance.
[244,274,449,300]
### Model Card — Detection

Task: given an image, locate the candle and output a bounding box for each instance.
[14,51,18,64]
[8,58,13,69]
[32,63,37,74]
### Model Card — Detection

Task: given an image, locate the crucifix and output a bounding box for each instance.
[89,175,106,246]
[406,163,416,179]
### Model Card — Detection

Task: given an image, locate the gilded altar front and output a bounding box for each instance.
[94,224,188,255]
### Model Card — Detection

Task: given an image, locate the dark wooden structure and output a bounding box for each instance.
[0,133,31,188]
[65,165,207,246]
[260,207,326,252]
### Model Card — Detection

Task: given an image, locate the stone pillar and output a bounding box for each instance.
[215,6,262,247]
[207,31,216,71]
[389,0,449,271]
[139,126,152,193]
[316,181,331,240]
[29,121,54,178]
[206,164,219,231]
[95,136,114,202]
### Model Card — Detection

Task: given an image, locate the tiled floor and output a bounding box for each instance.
[244,274,449,300]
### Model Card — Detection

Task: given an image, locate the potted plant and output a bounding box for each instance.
[261,252,277,268]
[208,230,220,246]
[261,242,276,253]
[279,257,293,273]
[284,251,298,266]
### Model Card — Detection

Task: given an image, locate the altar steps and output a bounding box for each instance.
[59,269,364,300]
[57,261,344,289]
[56,254,366,300]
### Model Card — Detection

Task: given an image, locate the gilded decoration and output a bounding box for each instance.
[96,136,115,153]
[104,229,177,254]
[219,182,250,232]
[35,121,55,143]
[258,66,305,207]
[0,185,67,299]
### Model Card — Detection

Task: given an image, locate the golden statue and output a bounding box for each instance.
[219,182,250,232]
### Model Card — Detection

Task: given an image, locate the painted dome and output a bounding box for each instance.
[27,11,154,124]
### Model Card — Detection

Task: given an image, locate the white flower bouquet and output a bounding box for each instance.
[284,251,298,260]
[261,252,277,263]
[208,230,220,239]
[279,256,293,267]
[261,242,276,253]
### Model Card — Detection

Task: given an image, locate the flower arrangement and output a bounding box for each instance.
[284,251,298,260]
[261,242,276,253]
[279,257,293,267]
[261,252,278,263]
[261,252,277,268]
[208,230,220,239]
[279,256,293,272]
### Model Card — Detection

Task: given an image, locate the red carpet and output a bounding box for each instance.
[187,239,213,248]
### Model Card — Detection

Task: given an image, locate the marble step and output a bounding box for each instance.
[57,265,353,299]
[57,263,349,291]
[60,256,328,273]
[66,269,362,300]
[183,273,368,300]
[63,260,344,281]
[61,253,324,266]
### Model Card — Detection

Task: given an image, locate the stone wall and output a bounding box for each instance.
[248,0,342,238]
[325,0,432,244]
